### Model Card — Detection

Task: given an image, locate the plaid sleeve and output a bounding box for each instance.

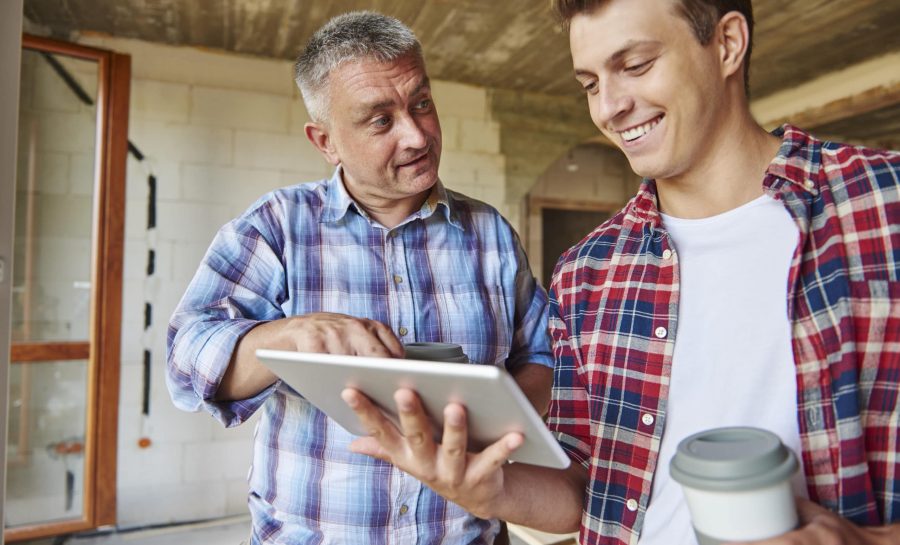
[166,208,287,427]
[506,231,553,370]
[546,282,592,468]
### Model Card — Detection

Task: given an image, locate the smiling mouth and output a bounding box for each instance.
[619,115,664,143]
[398,152,429,168]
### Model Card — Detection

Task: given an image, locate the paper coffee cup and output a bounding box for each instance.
[403,342,469,363]
[669,427,799,544]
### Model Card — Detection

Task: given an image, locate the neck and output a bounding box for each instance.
[341,178,431,229]
[656,106,782,219]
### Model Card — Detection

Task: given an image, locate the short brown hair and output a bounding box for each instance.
[553,0,754,96]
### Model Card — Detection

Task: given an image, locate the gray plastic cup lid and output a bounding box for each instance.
[403,342,468,362]
[669,427,798,492]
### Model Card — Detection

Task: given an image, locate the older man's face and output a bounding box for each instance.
[322,54,442,214]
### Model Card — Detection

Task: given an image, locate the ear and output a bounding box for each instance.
[716,11,750,83]
[305,122,341,166]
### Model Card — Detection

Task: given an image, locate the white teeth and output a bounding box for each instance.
[620,116,661,142]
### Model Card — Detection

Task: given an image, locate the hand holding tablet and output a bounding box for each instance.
[255,347,570,469]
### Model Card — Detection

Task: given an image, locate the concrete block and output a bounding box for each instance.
[69,152,97,196]
[33,193,93,238]
[460,119,501,154]
[126,156,181,203]
[146,396,215,445]
[155,200,232,244]
[476,185,506,211]
[33,151,69,195]
[129,118,233,165]
[225,479,251,515]
[117,443,183,489]
[289,96,313,135]
[172,242,213,283]
[234,130,325,171]
[432,80,488,120]
[33,111,97,154]
[279,169,331,187]
[183,439,253,483]
[130,79,190,123]
[191,87,290,133]
[117,481,227,527]
[439,117,460,152]
[180,164,283,208]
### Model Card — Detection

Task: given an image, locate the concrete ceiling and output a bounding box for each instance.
[22,0,900,146]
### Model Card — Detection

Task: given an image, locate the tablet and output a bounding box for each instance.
[256,349,570,469]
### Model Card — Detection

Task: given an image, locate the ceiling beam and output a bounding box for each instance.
[752,51,900,129]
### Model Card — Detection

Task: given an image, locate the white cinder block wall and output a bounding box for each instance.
[76,35,510,527]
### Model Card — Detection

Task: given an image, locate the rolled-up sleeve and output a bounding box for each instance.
[166,210,287,427]
[505,231,553,370]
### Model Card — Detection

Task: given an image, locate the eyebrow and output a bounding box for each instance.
[574,39,662,77]
[357,76,432,114]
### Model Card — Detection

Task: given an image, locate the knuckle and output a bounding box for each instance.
[407,432,427,446]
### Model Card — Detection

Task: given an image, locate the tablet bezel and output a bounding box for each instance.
[256,348,570,469]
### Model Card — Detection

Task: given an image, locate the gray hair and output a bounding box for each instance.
[294,11,423,123]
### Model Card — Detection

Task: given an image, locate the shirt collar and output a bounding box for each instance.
[763,124,823,196]
[320,166,463,230]
[628,123,822,227]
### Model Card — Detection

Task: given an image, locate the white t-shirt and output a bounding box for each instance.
[638,194,806,545]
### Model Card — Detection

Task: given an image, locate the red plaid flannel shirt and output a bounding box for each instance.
[547,125,900,544]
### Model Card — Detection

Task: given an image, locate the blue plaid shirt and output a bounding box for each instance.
[167,169,552,544]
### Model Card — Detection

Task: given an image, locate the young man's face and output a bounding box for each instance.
[319,54,442,210]
[569,0,727,181]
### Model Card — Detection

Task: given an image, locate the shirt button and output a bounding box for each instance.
[626,498,638,512]
[393,275,403,284]
[399,504,409,515]
[654,326,667,339]
[662,249,673,260]
[804,180,815,190]
[641,413,654,426]
[398,326,408,336]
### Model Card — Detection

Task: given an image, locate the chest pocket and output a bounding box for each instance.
[432,283,512,366]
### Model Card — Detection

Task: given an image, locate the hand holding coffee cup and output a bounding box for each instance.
[670,427,799,545]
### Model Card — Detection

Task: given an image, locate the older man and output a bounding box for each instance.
[166,11,552,545]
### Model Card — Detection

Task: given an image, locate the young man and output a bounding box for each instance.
[343,1,900,544]
[166,11,552,544]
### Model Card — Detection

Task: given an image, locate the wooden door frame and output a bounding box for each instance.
[5,35,129,542]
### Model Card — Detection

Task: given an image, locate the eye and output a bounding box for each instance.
[580,80,598,95]
[624,59,653,75]
[372,116,391,128]
[415,98,432,110]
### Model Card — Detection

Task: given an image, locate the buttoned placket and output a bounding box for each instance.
[384,227,422,540]
[385,229,414,343]
[626,230,679,535]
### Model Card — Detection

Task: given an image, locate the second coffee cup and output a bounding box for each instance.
[403,342,469,363]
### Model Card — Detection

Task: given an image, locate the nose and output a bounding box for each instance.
[396,114,428,150]
[592,76,634,129]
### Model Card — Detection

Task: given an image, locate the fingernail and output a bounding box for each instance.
[341,390,358,408]
[507,435,523,449]
[447,410,464,426]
